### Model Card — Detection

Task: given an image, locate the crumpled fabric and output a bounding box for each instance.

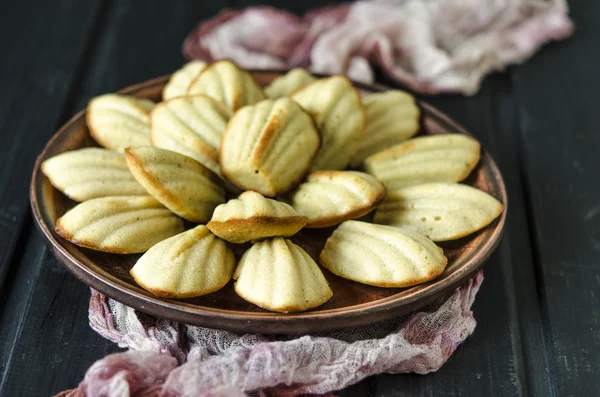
[183,0,573,94]
[61,272,483,397]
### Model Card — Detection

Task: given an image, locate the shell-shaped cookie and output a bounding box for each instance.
[41,148,147,201]
[264,68,316,99]
[125,147,225,223]
[233,237,332,312]
[220,98,320,197]
[364,134,481,189]
[207,191,307,243]
[350,90,420,167]
[292,76,366,170]
[130,225,236,298]
[150,94,231,175]
[55,196,184,254]
[288,171,387,228]
[87,94,155,151]
[374,183,504,241]
[187,60,265,112]
[320,220,447,288]
[163,61,207,100]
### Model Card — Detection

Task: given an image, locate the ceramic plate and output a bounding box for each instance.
[30,71,507,333]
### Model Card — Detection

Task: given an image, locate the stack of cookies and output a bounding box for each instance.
[41,61,503,313]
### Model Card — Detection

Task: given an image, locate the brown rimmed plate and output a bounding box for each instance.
[30,71,507,334]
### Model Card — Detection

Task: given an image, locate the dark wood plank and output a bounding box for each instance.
[0,0,234,395]
[339,377,375,397]
[0,0,106,378]
[233,0,347,15]
[510,1,600,395]
[69,0,233,103]
[0,0,103,297]
[0,232,119,394]
[373,74,553,396]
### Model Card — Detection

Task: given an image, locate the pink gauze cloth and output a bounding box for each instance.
[183,0,573,95]
[62,272,483,397]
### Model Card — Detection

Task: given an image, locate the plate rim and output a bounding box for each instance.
[30,71,507,333]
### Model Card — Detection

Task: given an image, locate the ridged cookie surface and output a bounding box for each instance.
[87,94,154,151]
[150,94,231,174]
[163,61,207,100]
[364,134,480,189]
[233,237,332,312]
[220,98,320,196]
[350,90,420,167]
[41,148,147,201]
[207,191,307,243]
[292,76,365,170]
[187,60,265,111]
[130,225,236,298]
[320,220,447,287]
[55,196,184,254]
[288,171,386,228]
[264,68,316,98]
[125,147,225,223]
[374,183,504,241]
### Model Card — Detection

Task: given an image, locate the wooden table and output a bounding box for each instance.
[0,1,598,395]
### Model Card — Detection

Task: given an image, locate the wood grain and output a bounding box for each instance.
[0,0,108,389]
[0,0,232,395]
[233,0,347,15]
[0,0,104,298]
[510,0,600,394]
[0,235,119,394]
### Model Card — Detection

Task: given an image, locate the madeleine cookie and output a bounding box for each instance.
[364,134,481,189]
[320,221,447,288]
[130,225,236,298]
[288,171,386,228]
[220,98,320,197]
[163,61,207,100]
[41,148,147,201]
[264,68,316,98]
[374,183,504,241]
[233,237,332,312]
[207,191,307,243]
[187,60,265,112]
[125,147,225,223]
[87,94,155,151]
[350,90,420,167]
[150,94,231,174]
[292,76,366,170]
[55,196,184,254]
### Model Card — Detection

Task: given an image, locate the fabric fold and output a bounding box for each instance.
[67,272,483,396]
[183,0,573,95]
